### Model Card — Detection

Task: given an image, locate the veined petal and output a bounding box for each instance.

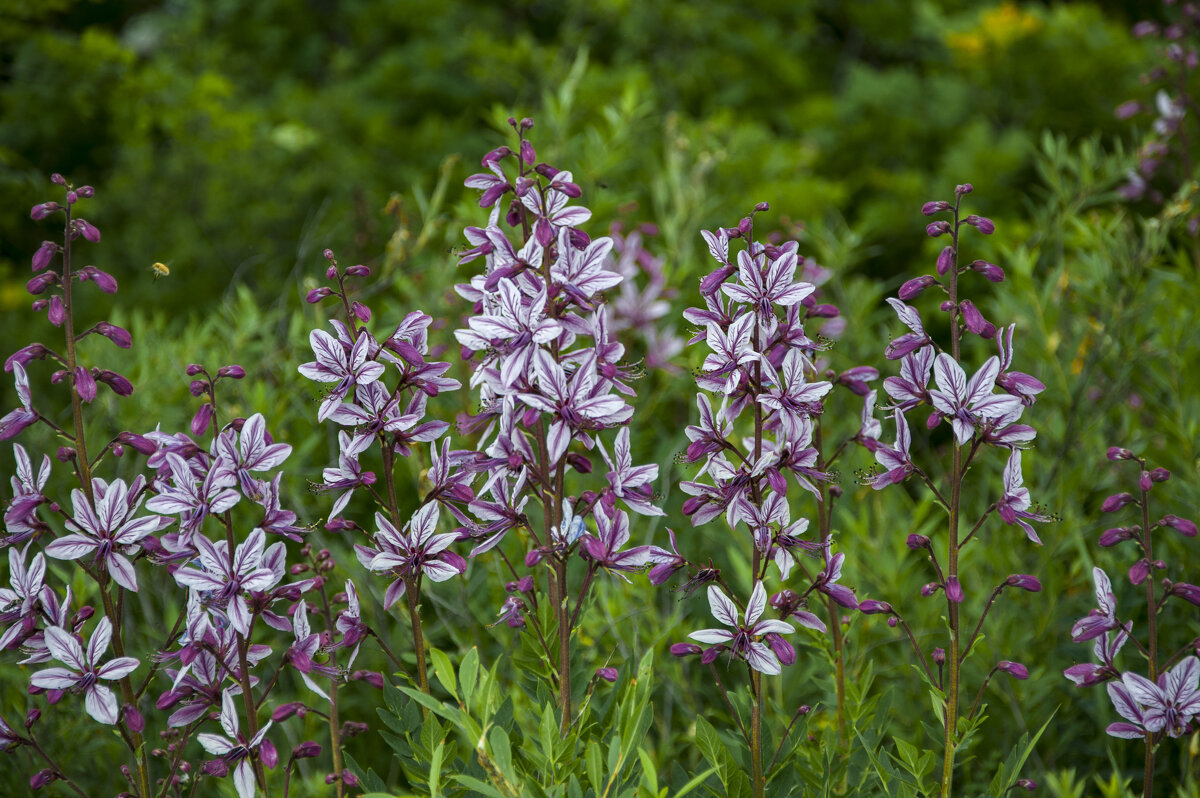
[44,626,86,671]
[85,684,120,725]
[706,585,739,627]
[30,667,80,689]
[688,629,734,645]
[98,656,140,680]
[197,732,235,756]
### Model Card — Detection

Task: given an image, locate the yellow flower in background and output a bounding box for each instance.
[947,2,1041,59]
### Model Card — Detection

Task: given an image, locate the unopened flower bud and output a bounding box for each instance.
[595,667,618,683]
[520,117,534,130]
[32,241,57,272]
[50,173,67,186]
[47,296,65,327]
[921,200,950,215]
[345,264,370,277]
[1161,515,1198,537]
[525,549,543,567]
[306,287,333,303]
[25,708,41,728]
[899,275,939,300]
[292,741,322,760]
[960,299,996,339]
[1129,559,1150,586]
[921,582,940,597]
[927,221,952,237]
[1101,492,1136,513]
[955,183,973,196]
[766,633,796,666]
[970,259,1005,282]
[945,576,964,603]
[906,534,931,550]
[1149,467,1170,482]
[932,647,946,665]
[74,219,101,243]
[77,185,94,198]
[996,660,1029,679]
[754,201,770,212]
[341,721,369,739]
[936,245,954,275]
[218,364,246,379]
[30,203,60,220]
[1016,779,1036,791]
[30,769,58,790]
[670,643,702,658]
[272,702,306,722]
[351,301,371,322]
[322,248,335,261]
[188,380,207,397]
[1170,583,1200,606]
[66,190,78,205]
[26,271,58,295]
[351,671,385,689]
[123,705,145,733]
[857,600,892,614]
[887,616,898,627]
[565,452,592,473]
[191,402,214,436]
[1106,446,1135,461]
[1005,574,1042,592]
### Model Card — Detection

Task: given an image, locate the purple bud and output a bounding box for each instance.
[737,217,753,235]
[30,769,58,790]
[964,215,994,234]
[74,366,96,402]
[921,201,950,216]
[565,452,592,474]
[186,364,205,376]
[1016,779,1036,791]
[927,221,952,238]
[322,248,336,261]
[1099,526,1131,551]
[1005,574,1042,592]
[217,365,246,379]
[1106,447,1134,461]
[1129,559,1150,586]
[123,705,145,734]
[970,259,1005,282]
[960,299,996,339]
[1149,467,1170,483]
[26,271,58,295]
[25,708,41,728]
[306,287,333,303]
[74,219,101,243]
[191,403,214,436]
[887,616,898,627]
[260,738,279,770]
[520,140,536,165]
[30,202,61,220]
[810,303,840,318]
[188,380,208,397]
[272,702,306,722]
[46,296,65,327]
[899,275,939,300]
[1115,100,1143,120]
[1101,493,1136,513]
[933,647,946,664]
[117,432,156,455]
[1170,583,1200,606]
[483,146,513,165]
[326,265,338,280]
[79,266,118,293]
[699,264,737,294]
[996,660,1029,679]
[595,667,618,683]
[945,576,964,603]
[292,741,322,760]
[77,185,94,198]
[96,322,132,349]
[525,549,543,567]
[921,583,940,597]
[352,670,385,689]
[345,264,370,277]
[66,190,78,205]
[857,599,892,614]
[670,643,702,658]
[351,301,371,322]
[1161,515,1198,537]
[936,246,954,275]
[1132,21,1159,38]
[1138,470,1153,492]
[520,118,534,131]
[906,534,931,550]
[32,241,57,272]
[955,183,973,196]
[766,633,796,666]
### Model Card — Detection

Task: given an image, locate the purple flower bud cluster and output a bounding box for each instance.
[1067,450,1200,757]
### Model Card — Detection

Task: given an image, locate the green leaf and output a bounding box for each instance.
[988,708,1058,796]
[460,646,480,711]
[429,647,457,699]
[449,776,504,798]
[586,740,604,796]
[429,739,445,797]
[489,725,513,780]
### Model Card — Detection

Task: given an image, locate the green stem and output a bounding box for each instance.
[750,670,764,798]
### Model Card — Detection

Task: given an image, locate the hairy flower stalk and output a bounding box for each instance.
[1066,451,1200,797]
[861,187,1046,796]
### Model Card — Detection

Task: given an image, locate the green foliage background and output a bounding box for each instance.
[2,0,1199,795]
